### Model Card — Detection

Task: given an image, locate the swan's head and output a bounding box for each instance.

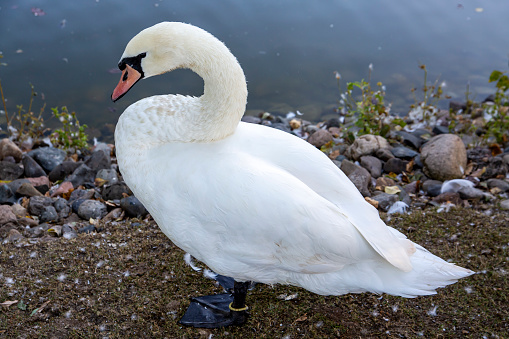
[112,22,211,102]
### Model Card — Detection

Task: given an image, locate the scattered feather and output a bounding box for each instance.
[387,201,409,215]
[184,253,201,271]
[203,269,217,280]
[441,179,474,194]
[427,305,438,316]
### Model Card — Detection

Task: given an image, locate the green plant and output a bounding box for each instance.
[408,64,447,126]
[337,64,402,141]
[483,70,509,144]
[50,106,89,150]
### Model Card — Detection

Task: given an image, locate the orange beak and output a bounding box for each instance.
[111,64,142,102]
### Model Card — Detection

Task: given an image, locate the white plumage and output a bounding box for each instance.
[114,22,473,299]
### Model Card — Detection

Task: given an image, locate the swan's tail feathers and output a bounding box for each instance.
[294,245,474,297]
[370,244,474,298]
[382,246,475,298]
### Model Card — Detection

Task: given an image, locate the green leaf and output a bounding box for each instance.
[17,300,27,311]
[489,70,503,83]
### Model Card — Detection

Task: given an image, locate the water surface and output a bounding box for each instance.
[1,1,508,128]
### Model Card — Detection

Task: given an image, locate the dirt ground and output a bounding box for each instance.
[0,207,507,338]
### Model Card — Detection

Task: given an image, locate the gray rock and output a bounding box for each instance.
[71,199,86,214]
[307,129,333,148]
[346,134,391,161]
[374,148,395,162]
[241,115,262,124]
[48,161,82,182]
[22,155,47,177]
[270,122,292,133]
[120,196,148,218]
[370,192,399,212]
[395,131,423,149]
[360,156,382,178]
[78,224,95,234]
[383,158,408,174]
[102,182,130,200]
[0,205,17,225]
[422,179,443,197]
[0,138,23,162]
[500,199,509,210]
[77,199,108,220]
[340,160,371,197]
[0,184,16,205]
[54,197,72,219]
[26,223,51,238]
[391,146,419,160]
[68,164,96,188]
[458,186,493,200]
[432,125,450,135]
[486,179,509,192]
[420,134,467,181]
[28,196,54,216]
[96,169,118,184]
[27,147,67,172]
[40,205,58,223]
[0,161,23,180]
[16,183,43,197]
[69,188,95,203]
[482,157,507,179]
[84,150,111,172]
[7,179,30,196]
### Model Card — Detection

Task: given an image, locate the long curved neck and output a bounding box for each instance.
[190,48,248,141]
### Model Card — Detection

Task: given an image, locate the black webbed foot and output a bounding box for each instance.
[179,281,250,328]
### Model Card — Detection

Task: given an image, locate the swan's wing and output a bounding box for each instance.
[144,144,383,282]
[231,123,415,272]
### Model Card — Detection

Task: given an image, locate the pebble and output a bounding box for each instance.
[85,150,111,172]
[27,147,67,172]
[0,205,17,225]
[0,161,24,180]
[0,138,23,162]
[77,199,108,220]
[420,134,467,181]
[16,182,43,197]
[78,224,96,234]
[360,156,382,178]
[370,192,399,212]
[486,179,509,192]
[391,146,419,160]
[500,199,509,210]
[68,164,96,188]
[96,169,118,184]
[340,160,371,197]
[120,196,148,218]
[0,184,16,205]
[48,161,82,182]
[347,134,391,161]
[395,131,423,149]
[383,158,408,174]
[40,206,59,223]
[307,129,333,148]
[102,182,130,200]
[27,196,54,216]
[22,155,47,177]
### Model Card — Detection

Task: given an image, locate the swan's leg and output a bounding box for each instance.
[179,280,250,328]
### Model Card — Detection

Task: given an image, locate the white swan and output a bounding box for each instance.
[112,22,473,327]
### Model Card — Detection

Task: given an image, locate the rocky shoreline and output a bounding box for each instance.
[0,99,508,246]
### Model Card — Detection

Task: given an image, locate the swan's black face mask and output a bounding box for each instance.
[111,52,147,102]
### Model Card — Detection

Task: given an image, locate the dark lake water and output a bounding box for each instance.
[1,0,508,130]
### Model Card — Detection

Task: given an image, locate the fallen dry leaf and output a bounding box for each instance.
[1,300,18,308]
